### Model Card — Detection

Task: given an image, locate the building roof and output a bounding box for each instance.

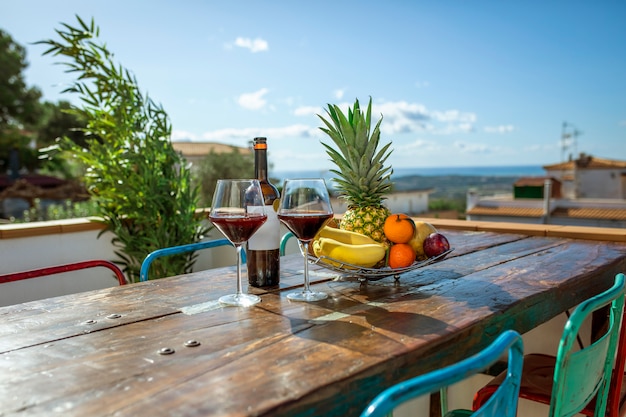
[514,177,561,187]
[466,205,545,218]
[172,142,251,157]
[544,154,626,171]
[551,207,626,221]
[0,174,66,189]
[468,203,626,222]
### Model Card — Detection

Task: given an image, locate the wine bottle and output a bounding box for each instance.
[246,137,281,287]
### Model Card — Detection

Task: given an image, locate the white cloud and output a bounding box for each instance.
[395,138,441,154]
[171,130,199,141]
[369,101,476,136]
[374,101,431,135]
[237,88,269,110]
[484,125,515,133]
[234,37,269,53]
[435,123,475,135]
[196,124,318,143]
[294,106,322,117]
[333,89,345,99]
[431,110,476,124]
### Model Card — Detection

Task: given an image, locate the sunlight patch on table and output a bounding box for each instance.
[181,300,223,315]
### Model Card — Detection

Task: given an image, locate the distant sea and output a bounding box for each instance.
[274,165,545,185]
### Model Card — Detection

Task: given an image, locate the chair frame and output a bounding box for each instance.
[139,238,236,282]
[279,231,295,256]
[0,260,127,286]
[361,330,524,417]
[473,272,625,417]
[608,292,626,417]
[548,272,625,417]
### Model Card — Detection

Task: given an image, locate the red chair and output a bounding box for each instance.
[0,260,127,286]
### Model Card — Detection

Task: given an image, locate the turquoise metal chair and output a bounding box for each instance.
[473,272,626,417]
[140,239,242,282]
[279,231,295,256]
[360,330,524,417]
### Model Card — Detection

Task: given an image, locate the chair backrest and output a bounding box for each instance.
[608,277,626,417]
[279,231,295,256]
[550,272,625,417]
[0,260,127,286]
[360,330,524,417]
[140,238,236,282]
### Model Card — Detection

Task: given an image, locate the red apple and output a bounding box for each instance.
[423,232,450,258]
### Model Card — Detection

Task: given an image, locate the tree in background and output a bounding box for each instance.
[0,29,43,173]
[195,149,254,206]
[0,29,86,176]
[38,16,206,282]
[37,100,89,178]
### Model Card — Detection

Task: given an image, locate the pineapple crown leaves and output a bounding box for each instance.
[317,97,393,207]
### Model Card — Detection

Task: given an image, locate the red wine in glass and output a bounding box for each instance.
[209,179,267,307]
[278,212,333,241]
[209,214,267,244]
[277,178,334,302]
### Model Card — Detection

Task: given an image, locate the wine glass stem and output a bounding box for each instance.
[235,244,243,297]
[301,241,311,294]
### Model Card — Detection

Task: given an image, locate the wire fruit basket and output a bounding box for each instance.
[307,248,453,282]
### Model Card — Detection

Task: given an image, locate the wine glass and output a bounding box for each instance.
[209,179,267,306]
[277,179,334,302]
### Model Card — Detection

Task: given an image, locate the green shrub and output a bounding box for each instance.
[38,16,206,282]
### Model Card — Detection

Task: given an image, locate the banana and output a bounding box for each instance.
[317,226,378,245]
[313,237,386,268]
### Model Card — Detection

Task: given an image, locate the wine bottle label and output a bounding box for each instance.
[247,205,280,250]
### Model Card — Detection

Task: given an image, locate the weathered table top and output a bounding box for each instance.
[1,229,625,417]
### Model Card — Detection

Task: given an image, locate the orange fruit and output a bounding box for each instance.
[383,213,416,244]
[388,243,416,269]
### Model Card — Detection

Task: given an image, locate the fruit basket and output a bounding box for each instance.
[307,248,453,282]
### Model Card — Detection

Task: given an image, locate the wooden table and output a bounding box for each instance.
[1,229,625,417]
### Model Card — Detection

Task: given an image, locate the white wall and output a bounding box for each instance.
[0,228,121,306]
[547,167,626,199]
[578,169,622,198]
[0,220,299,307]
[330,190,430,215]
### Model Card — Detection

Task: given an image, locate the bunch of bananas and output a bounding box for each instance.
[312,226,387,268]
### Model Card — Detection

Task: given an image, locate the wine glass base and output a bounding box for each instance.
[287,291,328,302]
[219,293,261,307]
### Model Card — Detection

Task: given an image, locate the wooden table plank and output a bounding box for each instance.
[0,231,625,416]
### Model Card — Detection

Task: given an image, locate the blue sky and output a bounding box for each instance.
[3,1,625,172]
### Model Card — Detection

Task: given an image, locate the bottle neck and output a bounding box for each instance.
[254,148,269,181]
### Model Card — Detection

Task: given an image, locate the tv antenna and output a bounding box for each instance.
[560,121,582,162]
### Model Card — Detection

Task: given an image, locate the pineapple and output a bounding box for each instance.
[318,97,393,243]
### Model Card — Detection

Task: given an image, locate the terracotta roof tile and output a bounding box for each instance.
[544,155,626,170]
[514,177,560,187]
[466,206,544,217]
[468,204,626,221]
[551,207,626,220]
[172,142,251,157]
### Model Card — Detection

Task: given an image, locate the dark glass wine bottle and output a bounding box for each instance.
[246,137,281,287]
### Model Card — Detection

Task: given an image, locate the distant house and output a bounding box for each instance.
[172,142,251,167]
[0,174,87,220]
[466,153,626,228]
[331,189,434,216]
[512,177,562,199]
[543,153,626,199]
